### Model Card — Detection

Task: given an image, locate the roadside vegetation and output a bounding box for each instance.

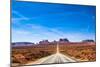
[59,42,96,61]
[12,45,56,66]
[12,42,96,66]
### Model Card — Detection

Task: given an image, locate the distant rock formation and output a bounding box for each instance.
[82,39,95,42]
[59,38,69,43]
[12,42,34,47]
[39,40,50,45]
[12,38,95,46]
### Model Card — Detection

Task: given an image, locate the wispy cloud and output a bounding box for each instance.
[12,5,95,43]
[12,10,29,24]
[12,10,28,19]
[12,22,95,43]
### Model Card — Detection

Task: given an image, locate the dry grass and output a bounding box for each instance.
[11,42,96,66]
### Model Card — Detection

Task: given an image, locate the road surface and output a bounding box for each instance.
[24,52,77,66]
[23,43,77,66]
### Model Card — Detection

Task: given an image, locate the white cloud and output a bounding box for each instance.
[12,11,28,19]
[12,23,95,43]
[12,10,29,24]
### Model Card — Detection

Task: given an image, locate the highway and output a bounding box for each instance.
[23,43,77,66]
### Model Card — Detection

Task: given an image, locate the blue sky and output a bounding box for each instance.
[12,1,96,43]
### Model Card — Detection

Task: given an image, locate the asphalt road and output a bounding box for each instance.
[40,52,76,64]
[24,52,76,66]
[24,43,77,66]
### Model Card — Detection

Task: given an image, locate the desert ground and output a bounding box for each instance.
[11,42,96,66]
